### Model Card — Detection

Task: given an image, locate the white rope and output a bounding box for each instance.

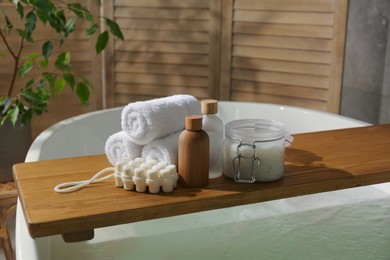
[54,167,116,193]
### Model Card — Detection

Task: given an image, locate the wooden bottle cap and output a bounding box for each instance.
[201,99,218,114]
[185,115,203,131]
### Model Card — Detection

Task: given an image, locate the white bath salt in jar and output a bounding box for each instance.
[223,119,292,183]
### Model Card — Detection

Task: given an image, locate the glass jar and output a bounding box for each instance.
[223,119,291,183]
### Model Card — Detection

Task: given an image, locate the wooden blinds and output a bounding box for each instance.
[220,0,348,113]
[105,0,348,113]
[105,0,221,106]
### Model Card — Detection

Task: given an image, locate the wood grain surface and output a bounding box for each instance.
[13,124,390,241]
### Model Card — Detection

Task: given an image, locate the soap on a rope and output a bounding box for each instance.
[54,157,178,194]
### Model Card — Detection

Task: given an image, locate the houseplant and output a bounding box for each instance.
[0,0,123,126]
[0,0,123,181]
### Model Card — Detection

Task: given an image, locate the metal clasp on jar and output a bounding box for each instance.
[232,140,261,183]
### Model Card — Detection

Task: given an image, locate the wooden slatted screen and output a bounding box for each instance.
[0,2,102,137]
[106,0,348,113]
[220,0,349,113]
[104,0,222,106]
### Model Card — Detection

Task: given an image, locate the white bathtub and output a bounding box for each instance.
[16,101,390,260]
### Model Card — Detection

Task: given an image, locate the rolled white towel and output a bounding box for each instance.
[141,131,180,166]
[121,94,200,145]
[105,131,143,166]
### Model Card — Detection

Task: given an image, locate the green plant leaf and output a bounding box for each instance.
[16,2,24,19]
[38,86,50,101]
[62,51,71,64]
[25,11,36,35]
[21,108,33,125]
[16,29,24,37]
[80,76,93,89]
[26,79,34,89]
[4,14,13,30]
[16,99,26,113]
[64,17,76,37]
[67,3,84,18]
[86,23,98,36]
[21,88,40,105]
[36,0,55,14]
[56,10,66,27]
[64,73,75,89]
[42,72,54,82]
[31,104,46,115]
[0,116,7,126]
[48,11,65,34]
[16,29,33,42]
[96,31,109,54]
[1,97,12,115]
[18,60,33,77]
[67,3,94,22]
[42,72,56,92]
[8,106,19,126]
[36,9,48,24]
[49,75,57,92]
[38,59,48,68]
[55,51,71,71]
[76,82,90,105]
[0,50,6,57]
[54,78,66,93]
[37,79,45,88]
[26,52,39,59]
[26,78,35,89]
[82,9,94,23]
[104,18,124,41]
[42,40,53,60]
[21,86,49,116]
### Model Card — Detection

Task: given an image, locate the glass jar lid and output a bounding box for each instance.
[225,119,286,142]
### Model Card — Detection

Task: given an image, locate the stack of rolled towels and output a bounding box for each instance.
[105,94,200,166]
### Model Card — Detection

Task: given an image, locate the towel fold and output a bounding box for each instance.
[121,94,200,145]
[105,131,143,165]
[141,131,180,165]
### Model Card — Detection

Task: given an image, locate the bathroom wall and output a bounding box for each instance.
[341,0,390,124]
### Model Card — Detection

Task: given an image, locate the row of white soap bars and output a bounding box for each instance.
[114,158,179,194]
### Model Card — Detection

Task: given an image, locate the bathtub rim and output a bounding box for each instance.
[17,101,372,260]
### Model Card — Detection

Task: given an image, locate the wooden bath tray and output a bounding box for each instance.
[13,124,390,242]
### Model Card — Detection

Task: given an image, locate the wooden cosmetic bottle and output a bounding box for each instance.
[178,115,209,188]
